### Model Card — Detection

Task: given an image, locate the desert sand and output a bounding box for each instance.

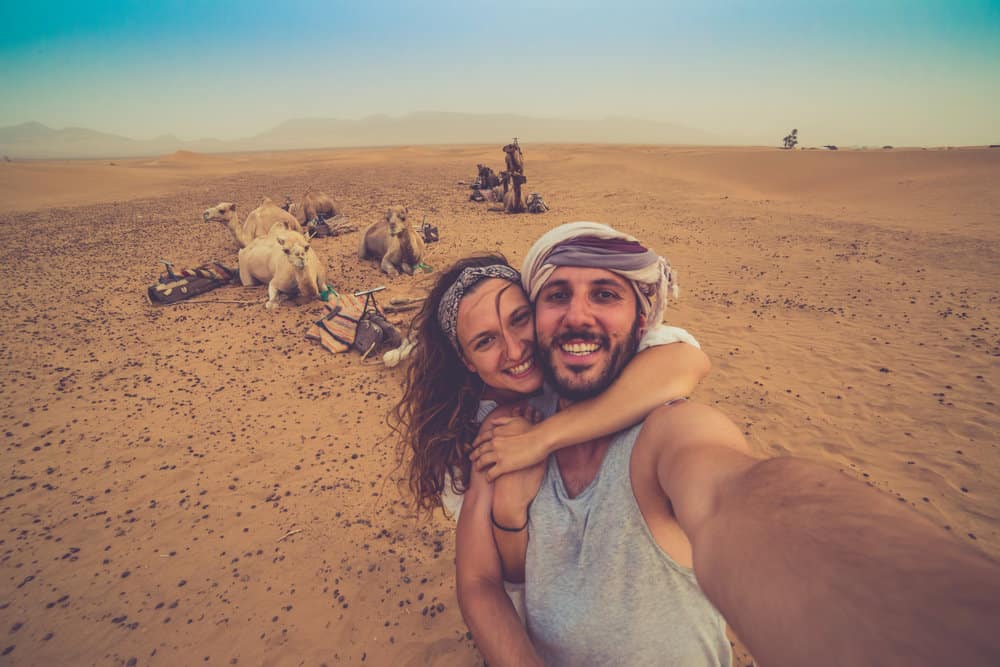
[0,144,997,666]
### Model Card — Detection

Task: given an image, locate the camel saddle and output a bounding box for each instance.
[147,261,238,305]
[307,292,402,356]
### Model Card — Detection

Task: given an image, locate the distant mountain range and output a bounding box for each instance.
[0,112,716,159]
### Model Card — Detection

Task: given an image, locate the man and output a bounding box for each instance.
[456,222,1000,666]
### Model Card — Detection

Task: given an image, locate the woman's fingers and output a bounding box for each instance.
[485,463,508,483]
[474,452,498,472]
[470,443,494,462]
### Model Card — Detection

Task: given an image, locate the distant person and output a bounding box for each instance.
[457,221,1000,667]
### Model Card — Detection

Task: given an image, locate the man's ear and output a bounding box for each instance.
[637,311,649,338]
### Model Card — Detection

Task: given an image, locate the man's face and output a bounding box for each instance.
[534,267,644,402]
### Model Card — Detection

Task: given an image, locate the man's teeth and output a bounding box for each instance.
[561,342,600,355]
[507,359,534,375]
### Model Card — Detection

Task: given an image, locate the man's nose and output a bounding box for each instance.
[563,293,594,327]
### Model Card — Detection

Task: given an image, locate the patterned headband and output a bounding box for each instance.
[437,264,521,355]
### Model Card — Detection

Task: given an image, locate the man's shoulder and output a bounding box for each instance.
[635,400,749,459]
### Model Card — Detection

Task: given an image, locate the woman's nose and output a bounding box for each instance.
[501,328,528,360]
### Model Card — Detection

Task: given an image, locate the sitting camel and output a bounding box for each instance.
[287,187,342,224]
[238,229,327,309]
[475,164,501,189]
[204,197,303,249]
[358,205,425,276]
[501,173,528,213]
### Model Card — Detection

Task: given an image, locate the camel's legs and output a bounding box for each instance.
[238,253,257,286]
[266,281,282,310]
[380,256,400,276]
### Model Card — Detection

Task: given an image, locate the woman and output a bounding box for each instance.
[393,251,708,582]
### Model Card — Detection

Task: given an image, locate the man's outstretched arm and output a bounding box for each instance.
[639,402,1000,667]
[455,464,542,667]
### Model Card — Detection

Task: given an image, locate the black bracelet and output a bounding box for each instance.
[491,507,529,532]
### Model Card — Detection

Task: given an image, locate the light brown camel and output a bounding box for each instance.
[502,173,528,213]
[287,187,342,223]
[358,206,425,276]
[203,197,303,248]
[238,229,327,309]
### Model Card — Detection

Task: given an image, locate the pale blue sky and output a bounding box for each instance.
[1,1,997,145]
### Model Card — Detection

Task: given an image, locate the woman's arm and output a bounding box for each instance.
[472,341,710,480]
[455,440,542,666]
[474,404,544,584]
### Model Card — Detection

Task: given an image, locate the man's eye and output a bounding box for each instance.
[544,291,568,302]
[595,290,620,301]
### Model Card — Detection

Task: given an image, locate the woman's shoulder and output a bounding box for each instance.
[475,399,500,425]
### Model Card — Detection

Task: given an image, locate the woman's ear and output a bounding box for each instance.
[459,352,477,374]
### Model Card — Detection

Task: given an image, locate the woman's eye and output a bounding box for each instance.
[474,336,494,351]
[512,310,531,325]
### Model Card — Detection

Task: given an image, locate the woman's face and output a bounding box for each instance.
[456,278,544,400]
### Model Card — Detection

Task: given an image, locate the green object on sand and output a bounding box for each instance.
[416,263,433,273]
[320,285,339,302]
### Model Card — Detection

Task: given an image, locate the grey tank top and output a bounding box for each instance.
[525,423,732,666]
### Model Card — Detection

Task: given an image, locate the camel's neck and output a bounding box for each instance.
[296,257,320,297]
[229,218,250,247]
[398,231,418,262]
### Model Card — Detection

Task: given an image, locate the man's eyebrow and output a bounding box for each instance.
[539,279,569,290]
[591,277,628,288]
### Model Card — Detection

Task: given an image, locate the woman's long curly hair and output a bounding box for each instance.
[391,253,513,515]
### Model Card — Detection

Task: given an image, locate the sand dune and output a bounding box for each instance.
[0,145,996,665]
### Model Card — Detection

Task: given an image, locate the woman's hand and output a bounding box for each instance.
[471,413,547,482]
[491,456,546,530]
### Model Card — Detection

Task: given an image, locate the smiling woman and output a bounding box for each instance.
[457,277,543,401]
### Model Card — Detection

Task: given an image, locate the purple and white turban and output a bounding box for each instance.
[520,221,679,327]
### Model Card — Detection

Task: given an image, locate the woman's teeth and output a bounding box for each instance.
[506,359,534,375]
[562,342,600,355]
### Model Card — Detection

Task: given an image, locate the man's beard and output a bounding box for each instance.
[538,318,641,402]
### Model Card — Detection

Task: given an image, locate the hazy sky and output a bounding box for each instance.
[1,0,997,146]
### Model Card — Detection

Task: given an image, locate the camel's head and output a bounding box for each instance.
[203,202,237,223]
[277,234,310,270]
[385,205,409,236]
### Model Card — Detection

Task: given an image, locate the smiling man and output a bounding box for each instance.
[457,221,1000,667]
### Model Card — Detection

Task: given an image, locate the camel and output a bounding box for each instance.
[287,187,342,224]
[503,141,524,176]
[358,206,425,276]
[501,173,528,213]
[475,164,501,189]
[238,229,327,309]
[203,197,303,249]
